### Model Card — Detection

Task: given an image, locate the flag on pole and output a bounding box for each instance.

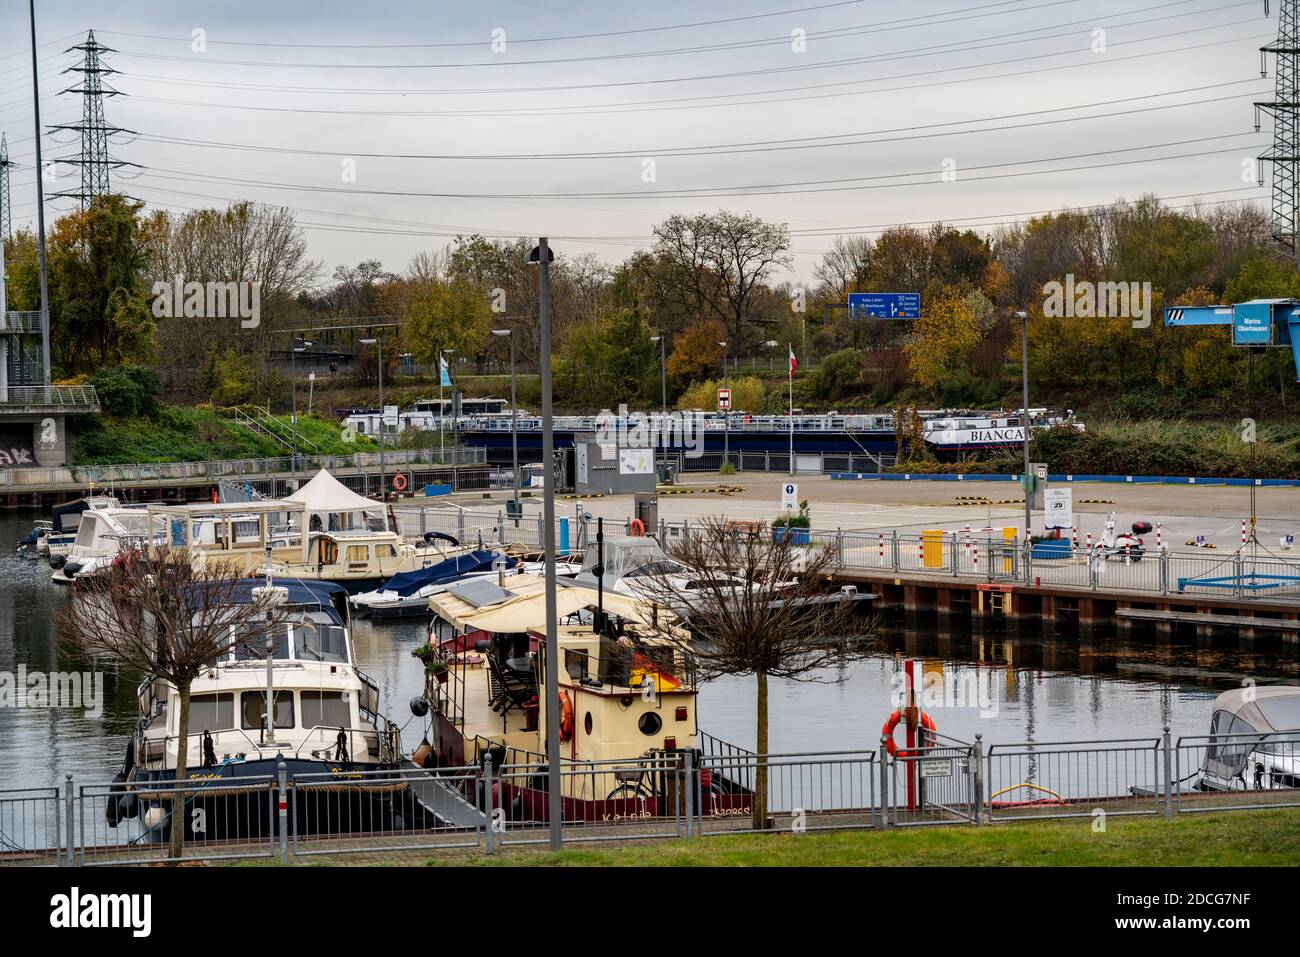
[439,355,452,388]
[788,345,798,375]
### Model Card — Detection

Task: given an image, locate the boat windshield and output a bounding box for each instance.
[624,559,688,578]
[294,618,350,663]
[1257,695,1300,731]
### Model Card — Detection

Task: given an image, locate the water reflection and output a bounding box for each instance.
[1,514,1292,789]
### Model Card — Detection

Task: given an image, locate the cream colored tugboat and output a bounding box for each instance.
[418,574,753,823]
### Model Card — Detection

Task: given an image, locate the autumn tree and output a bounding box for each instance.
[665,318,727,386]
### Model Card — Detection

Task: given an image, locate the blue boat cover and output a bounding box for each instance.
[380,550,514,597]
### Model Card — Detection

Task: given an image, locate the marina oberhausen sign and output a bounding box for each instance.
[848,292,921,319]
[1164,299,1300,381]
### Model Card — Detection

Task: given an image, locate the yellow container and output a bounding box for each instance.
[922,529,944,569]
[1002,526,1017,573]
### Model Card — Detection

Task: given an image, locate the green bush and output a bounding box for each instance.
[88,365,160,418]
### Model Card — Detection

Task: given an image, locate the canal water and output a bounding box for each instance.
[2,514,1296,791]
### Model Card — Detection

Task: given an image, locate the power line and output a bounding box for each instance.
[129,82,1264,163]
[129,134,1261,201]
[122,27,1273,119]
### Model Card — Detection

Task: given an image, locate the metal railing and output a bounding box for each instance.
[0,384,100,409]
[0,446,488,488]
[7,723,1300,864]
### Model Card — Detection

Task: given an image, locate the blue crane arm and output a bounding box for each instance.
[1163,305,1233,326]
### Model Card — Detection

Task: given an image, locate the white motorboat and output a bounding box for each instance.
[1196,686,1300,792]
[351,549,525,620]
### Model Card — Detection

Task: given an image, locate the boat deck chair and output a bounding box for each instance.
[486,654,536,720]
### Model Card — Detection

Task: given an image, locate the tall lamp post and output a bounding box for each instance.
[492,328,520,511]
[649,334,667,415]
[527,238,561,851]
[1015,310,1031,545]
[718,340,729,467]
[290,336,312,475]
[359,337,386,498]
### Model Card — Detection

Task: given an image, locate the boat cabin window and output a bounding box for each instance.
[376,543,398,559]
[564,649,588,680]
[316,538,339,564]
[1207,710,1261,769]
[233,626,291,662]
[240,690,295,731]
[346,545,369,563]
[189,693,235,732]
[294,619,349,663]
[301,691,351,728]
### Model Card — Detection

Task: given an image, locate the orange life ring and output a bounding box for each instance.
[558,690,575,743]
[881,709,937,758]
[628,518,646,537]
[391,472,408,493]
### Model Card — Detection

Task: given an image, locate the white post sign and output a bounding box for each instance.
[1043,487,1072,531]
[781,482,798,510]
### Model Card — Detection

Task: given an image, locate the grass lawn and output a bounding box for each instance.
[431,808,1300,867]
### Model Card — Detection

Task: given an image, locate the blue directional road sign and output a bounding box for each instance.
[848,292,921,319]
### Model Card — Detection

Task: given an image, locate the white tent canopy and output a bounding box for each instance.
[284,470,387,531]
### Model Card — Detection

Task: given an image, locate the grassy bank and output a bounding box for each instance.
[438,808,1300,867]
[71,405,374,465]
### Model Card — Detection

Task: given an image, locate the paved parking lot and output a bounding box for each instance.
[483,474,1300,552]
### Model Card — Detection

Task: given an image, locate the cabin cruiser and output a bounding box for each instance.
[1196,686,1300,792]
[923,408,1083,453]
[147,500,305,575]
[107,579,423,840]
[50,507,167,584]
[417,574,753,822]
[42,495,121,558]
[573,534,766,616]
[351,548,524,620]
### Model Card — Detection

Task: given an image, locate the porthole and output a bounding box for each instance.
[584,712,593,736]
[638,711,663,736]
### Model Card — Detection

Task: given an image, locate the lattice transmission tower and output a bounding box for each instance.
[48,30,135,209]
[0,134,12,241]
[1256,1,1300,264]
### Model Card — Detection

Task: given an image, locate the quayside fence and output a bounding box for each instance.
[3,728,1297,865]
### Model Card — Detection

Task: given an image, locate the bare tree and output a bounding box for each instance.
[653,210,792,345]
[814,234,874,302]
[632,518,876,828]
[56,548,292,860]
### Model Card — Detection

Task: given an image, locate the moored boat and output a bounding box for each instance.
[110,579,427,841]
[416,574,754,823]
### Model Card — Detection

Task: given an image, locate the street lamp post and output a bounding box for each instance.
[650,334,666,415]
[528,238,562,851]
[290,337,312,476]
[719,340,729,467]
[492,328,520,512]
[1016,310,1031,546]
[360,337,386,497]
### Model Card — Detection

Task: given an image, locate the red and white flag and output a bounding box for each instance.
[788,345,798,375]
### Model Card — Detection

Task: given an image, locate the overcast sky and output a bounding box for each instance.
[0,0,1278,285]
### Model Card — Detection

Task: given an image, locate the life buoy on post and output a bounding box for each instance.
[628,518,646,537]
[558,690,575,742]
[392,472,408,493]
[881,709,937,758]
